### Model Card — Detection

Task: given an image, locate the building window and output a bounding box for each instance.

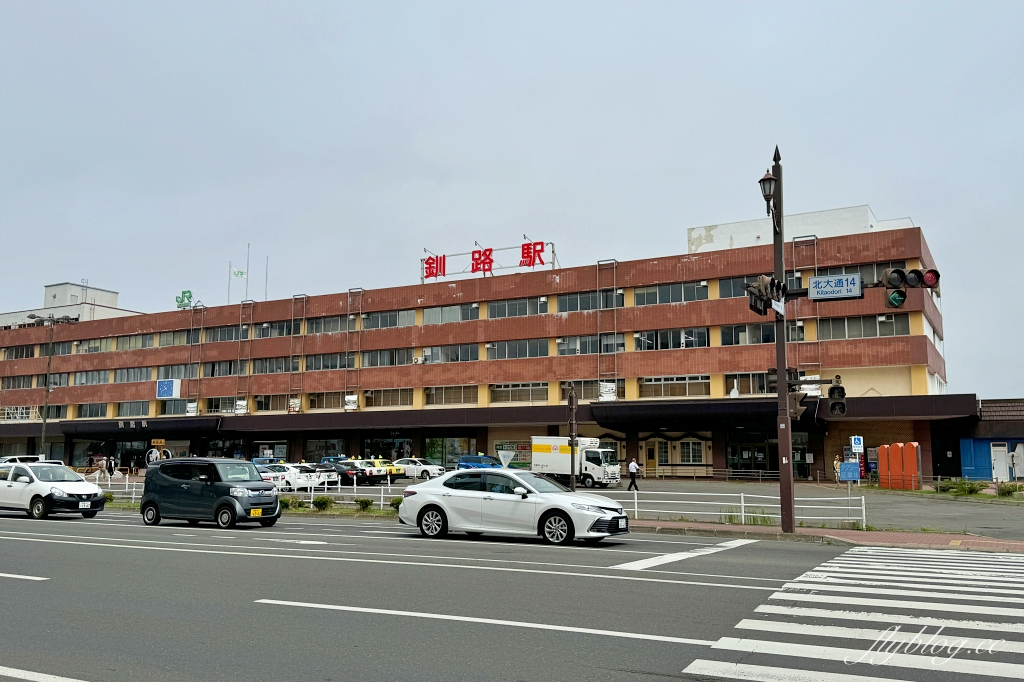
[206,397,237,414]
[560,379,625,401]
[679,440,704,464]
[725,373,769,395]
[40,341,72,357]
[116,334,154,351]
[255,320,298,338]
[718,276,762,299]
[117,401,149,418]
[77,403,107,419]
[363,310,415,330]
[3,345,35,360]
[634,327,710,350]
[160,400,188,415]
[657,442,669,465]
[362,349,415,367]
[557,335,599,355]
[309,392,343,409]
[1,376,33,390]
[490,382,548,403]
[255,395,290,411]
[639,376,710,398]
[721,323,775,346]
[157,364,199,380]
[44,405,68,420]
[556,289,623,312]
[74,370,109,386]
[423,304,479,325]
[600,333,625,354]
[305,353,356,371]
[203,361,246,377]
[818,313,910,340]
[205,326,247,343]
[422,344,478,364]
[252,357,299,374]
[633,281,709,305]
[306,439,345,459]
[786,271,802,291]
[786,320,805,342]
[114,367,152,383]
[307,316,356,334]
[425,385,479,405]
[364,388,413,407]
[817,260,906,284]
[78,338,114,354]
[488,297,548,318]
[37,373,70,388]
[486,339,548,360]
[158,330,200,347]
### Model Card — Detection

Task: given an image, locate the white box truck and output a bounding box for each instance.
[530,436,620,488]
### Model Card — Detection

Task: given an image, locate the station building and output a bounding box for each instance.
[0,205,977,480]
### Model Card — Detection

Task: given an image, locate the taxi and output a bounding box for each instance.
[368,459,406,479]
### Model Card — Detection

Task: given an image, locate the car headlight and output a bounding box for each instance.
[267,487,278,496]
[50,487,70,497]
[229,487,248,498]
[571,503,604,514]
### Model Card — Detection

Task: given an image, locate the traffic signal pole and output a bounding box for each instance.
[770,148,796,534]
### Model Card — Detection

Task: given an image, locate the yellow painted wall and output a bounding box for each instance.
[478,343,487,363]
[548,295,557,313]
[624,288,635,307]
[910,365,929,395]
[547,381,561,405]
[906,258,922,270]
[478,384,490,407]
[803,318,817,341]
[625,377,639,400]
[412,387,425,409]
[414,309,423,326]
[821,366,912,398]
[548,338,559,357]
[624,332,636,352]
[478,302,488,319]
[710,373,726,398]
[708,279,720,299]
[710,326,722,347]
[909,311,924,336]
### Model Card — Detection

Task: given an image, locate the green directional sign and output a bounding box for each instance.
[885,289,907,308]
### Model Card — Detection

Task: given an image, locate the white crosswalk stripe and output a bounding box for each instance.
[684,546,1024,681]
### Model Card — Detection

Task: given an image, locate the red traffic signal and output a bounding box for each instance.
[922,269,940,288]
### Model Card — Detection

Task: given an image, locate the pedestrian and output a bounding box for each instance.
[627,457,640,491]
[107,456,116,477]
[832,455,841,484]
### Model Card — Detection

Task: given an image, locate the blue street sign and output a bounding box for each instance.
[808,274,862,301]
[839,461,861,481]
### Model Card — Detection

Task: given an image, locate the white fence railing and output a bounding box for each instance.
[600,490,866,529]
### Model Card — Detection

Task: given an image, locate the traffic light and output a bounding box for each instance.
[881,266,939,308]
[787,389,808,420]
[885,289,908,308]
[747,275,787,316]
[827,381,847,416]
[881,268,905,288]
[749,292,769,316]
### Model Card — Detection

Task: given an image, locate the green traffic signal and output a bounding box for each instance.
[886,289,907,308]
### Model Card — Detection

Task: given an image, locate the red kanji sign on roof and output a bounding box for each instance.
[471,248,494,274]
[424,254,446,279]
[519,241,545,267]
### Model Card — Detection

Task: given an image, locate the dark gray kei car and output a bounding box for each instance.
[140,458,280,528]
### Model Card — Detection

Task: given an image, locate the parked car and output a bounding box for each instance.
[398,469,628,544]
[0,462,106,519]
[347,460,388,484]
[368,459,406,479]
[262,463,315,491]
[0,455,41,464]
[326,461,374,485]
[308,463,340,488]
[252,457,286,466]
[320,456,350,465]
[457,455,502,470]
[393,458,445,480]
[140,458,280,529]
[255,465,287,489]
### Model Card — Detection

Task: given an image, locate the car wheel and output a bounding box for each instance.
[420,471,431,480]
[187,519,200,526]
[81,511,98,519]
[29,497,48,520]
[418,507,448,538]
[216,506,236,529]
[260,518,278,527]
[142,503,161,526]
[581,475,595,488]
[541,512,574,545]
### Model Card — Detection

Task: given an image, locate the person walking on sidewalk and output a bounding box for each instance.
[627,458,640,491]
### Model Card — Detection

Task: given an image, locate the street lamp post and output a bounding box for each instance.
[758,147,796,534]
[27,314,75,461]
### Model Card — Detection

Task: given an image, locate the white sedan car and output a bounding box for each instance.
[393,458,445,480]
[262,464,315,491]
[0,462,106,519]
[398,469,629,544]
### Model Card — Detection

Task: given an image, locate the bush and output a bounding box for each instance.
[312,496,334,512]
[938,478,988,496]
[280,496,304,510]
[354,498,373,512]
[997,482,1024,497]
[103,492,114,503]
[390,497,402,511]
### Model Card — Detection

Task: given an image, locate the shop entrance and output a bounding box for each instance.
[425,437,477,469]
[366,438,413,461]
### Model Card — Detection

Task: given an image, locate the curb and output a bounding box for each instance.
[628,523,853,546]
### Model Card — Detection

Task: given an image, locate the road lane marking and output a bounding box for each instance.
[796,572,1024,597]
[782,580,1024,604]
[610,538,758,570]
[755,604,1024,634]
[711,636,1024,679]
[261,539,327,545]
[734,618,1024,654]
[682,659,913,682]
[0,534,775,591]
[809,566,1024,588]
[172,534,196,537]
[0,572,48,581]
[770,591,1024,618]
[0,664,90,682]
[255,599,716,645]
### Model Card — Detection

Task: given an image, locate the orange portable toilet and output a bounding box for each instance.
[877,444,891,488]
[890,443,905,489]
[904,442,920,490]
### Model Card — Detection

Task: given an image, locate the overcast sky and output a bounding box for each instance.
[1,2,1021,397]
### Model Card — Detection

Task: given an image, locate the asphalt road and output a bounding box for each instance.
[0,511,1019,682]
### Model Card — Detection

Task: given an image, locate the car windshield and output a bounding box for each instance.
[215,462,262,482]
[29,465,83,483]
[515,472,571,493]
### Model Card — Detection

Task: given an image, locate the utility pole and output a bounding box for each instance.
[568,384,578,492]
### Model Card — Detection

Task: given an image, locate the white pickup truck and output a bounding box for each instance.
[530,436,620,488]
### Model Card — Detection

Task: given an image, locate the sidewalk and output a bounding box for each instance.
[629,518,1024,553]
